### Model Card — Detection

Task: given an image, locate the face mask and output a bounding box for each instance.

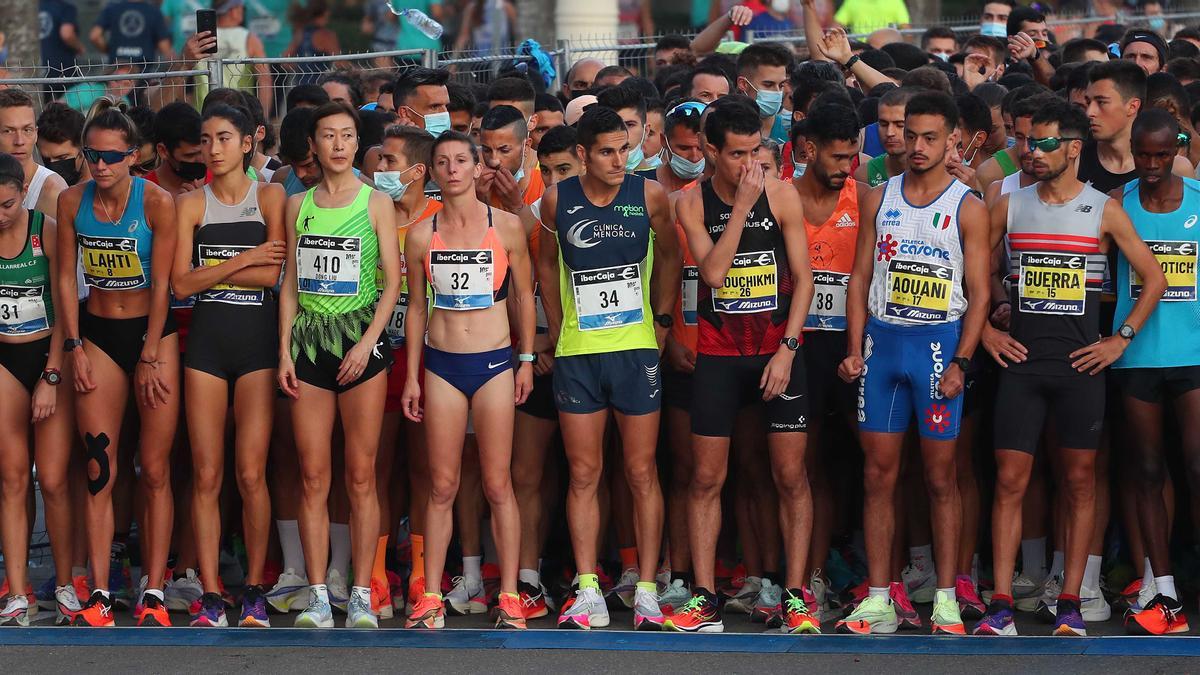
[932,52,950,62]
[770,0,789,13]
[173,158,208,182]
[779,113,793,136]
[668,144,705,180]
[745,80,784,118]
[792,163,807,179]
[626,127,647,171]
[374,165,421,202]
[46,157,81,185]
[1149,17,1166,32]
[980,22,1006,38]
[422,111,451,137]
[643,150,663,170]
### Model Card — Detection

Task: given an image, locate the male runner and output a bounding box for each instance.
[393,68,452,137]
[975,99,1165,637]
[855,88,916,188]
[537,106,680,630]
[656,101,709,193]
[734,44,792,143]
[837,91,992,635]
[0,90,68,217]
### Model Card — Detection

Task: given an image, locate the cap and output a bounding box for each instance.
[565,94,597,126]
[215,0,244,14]
[1120,31,1168,67]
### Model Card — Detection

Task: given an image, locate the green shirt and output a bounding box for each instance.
[866,154,891,188]
[834,0,910,34]
[391,0,444,52]
[245,0,297,57]
[0,211,54,336]
[994,150,1019,177]
[160,0,211,55]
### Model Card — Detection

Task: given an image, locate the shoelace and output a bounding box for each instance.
[784,595,810,615]
[678,595,707,616]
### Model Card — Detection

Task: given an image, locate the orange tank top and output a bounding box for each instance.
[424,205,510,311]
[803,177,859,331]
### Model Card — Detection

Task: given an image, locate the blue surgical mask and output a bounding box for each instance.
[668,143,705,180]
[514,147,527,183]
[1149,17,1166,32]
[980,22,1007,38]
[423,111,451,137]
[792,162,807,179]
[779,113,793,136]
[374,165,421,201]
[626,127,647,171]
[643,150,664,170]
[745,79,784,118]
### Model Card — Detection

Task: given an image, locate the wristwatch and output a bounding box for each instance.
[654,313,674,328]
[1118,324,1136,340]
[517,353,537,363]
[842,54,861,70]
[780,336,801,352]
[951,356,971,371]
[63,338,82,353]
[41,368,62,386]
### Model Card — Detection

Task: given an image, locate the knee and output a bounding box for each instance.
[924,462,957,500]
[193,464,223,497]
[139,461,170,493]
[567,463,601,494]
[623,459,659,495]
[1064,463,1096,501]
[862,459,898,494]
[511,466,541,496]
[689,463,726,499]
[344,465,376,500]
[772,462,808,500]
[300,467,329,497]
[37,471,68,500]
[0,469,29,498]
[236,464,267,496]
[428,471,460,508]
[482,474,514,506]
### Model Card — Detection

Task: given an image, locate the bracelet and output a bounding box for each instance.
[843,54,861,70]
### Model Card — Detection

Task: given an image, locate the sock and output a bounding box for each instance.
[537,558,544,576]
[329,523,351,580]
[463,555,482,584]
[937,586,956,602]
[1155,575,1178,601]
[311,583,329,604]
[372,535,389,587]
[145,588,164,601]
[410,534,425,581]
[868,586,889,600]
[1020,537,1048,580]
[276,520,306,574]
[618,547,638,571]
[909,544,933,571]
[1058,593,1080,604]
[578,573,599,591]
[1083,554,1102,591]
[1049,550,1065,579]
[351,584,370,601]
[519,568,540,587]
[1143,557,1154,588]
[635,581,656,594]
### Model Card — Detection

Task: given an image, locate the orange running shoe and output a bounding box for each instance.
[782,588,821,634]
[518,581,548,619]
[406,593,445,629]
[371,576,393,620]
[1127,595,1189,635]
[406,576,425,614]
[137,593,172,626]
[664,592,723,633]
[495,592,527,629]
[71,591,116,627]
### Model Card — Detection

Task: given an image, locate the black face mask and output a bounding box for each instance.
[173,157,208,182]
[45,157,81,185]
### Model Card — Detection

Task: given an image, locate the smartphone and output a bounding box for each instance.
[196,9,218,54]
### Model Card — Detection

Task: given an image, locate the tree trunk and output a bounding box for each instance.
[516,0,556,45]
[1,0,43,72]
[908,0,942,28]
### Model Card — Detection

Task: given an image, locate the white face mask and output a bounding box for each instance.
[770,0,790,13]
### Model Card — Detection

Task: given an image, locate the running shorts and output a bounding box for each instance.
[993,370,1105,453]
[553,349,661,416]
[0,337,50,393]
[1113,366,1200,404]
[803,330,855,419]
[691,351,809,437]
[517,372,558,421]
[295,332,392,393]
[858,317,963,440]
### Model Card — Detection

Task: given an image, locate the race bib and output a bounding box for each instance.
[534,282,548,334]
[429,249,495,310]
[1019,252,1085,315]
[80,234,146,290]
[807,270,849,331]
[0,285,49,335]
[572,263,644,331]
[297,234,361,296]
[681,265,699,325]
[198,243,265,305]
[1133,240,1197,301]
[884,259,953,323]
[712,250,778,314]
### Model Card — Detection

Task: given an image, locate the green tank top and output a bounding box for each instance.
[0,211,54,336]
[866,154,889,187]
[994,150,1019,177]
[291,185,379,363]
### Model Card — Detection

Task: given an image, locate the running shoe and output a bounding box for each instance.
[406,593,445,629]
[480,563,501,608]
[835,594,898,634]
[843,580,869,610]
[633,586,664,630]
[495,592,526,629]
[0,595,30,626]
[1079,585,1112,622]
[1126,577,1158,615]
[1033,574,1062,623]
[388,570,406,612]
[406,576,425,614]
[517,581,548,619]
[716,561,742,597]
[782,588,820,634]
[726,575,762,614]
[137,593,171,627]
[370,576,393,621]
[890,581,922,629]
[262,560,282,589]
[656,567,672,594]
[295,588,335,628]
[751,578,782,626]
[956,575,986,621]
[1127,594,1189,635]
[71,571,90,610]
[611,567,639,608]
[664,592,722,633]
[445,575,486,615]
[266,568,309,613]
[557,587,609,629]
[190,592,228,627]
[165,569,203,613]
[809,570,830,621]
[239,585,271,628]
[1116,578,1142,613]
[1053,599,1087,636]
[902,561,937,604]
[656,579,690,615]
[71,591,115,627]
[973,600,1018,636]
[0,580,37,623]
[931,590,965,635]
[346,589,378,629]
[326,569,350,614]
[53,585,82,626]
[989,573,1045,611]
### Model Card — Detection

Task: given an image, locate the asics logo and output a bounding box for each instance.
[1186,215,1198,229]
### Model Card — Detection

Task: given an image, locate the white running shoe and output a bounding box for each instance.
[557,587,609,629]
[445,575,486,615]
[0,595,30,626]
[810,570,830,621]
[633,586,664,630]
[1034,574,1063,621]
[902,562,937,604]
[1127,578,1159,615]
[346,588,378,628]
[165,569,203,612]
[326,569,350,614]
[655,568,672,594]
[725,576,762,614]
[656,579,691,615]
[54,585,82,626]
[266,568,309,613]
[294,587,335,628]
[612,568,640,608]
[982,572,1045,610]
[1079,584,1112,622]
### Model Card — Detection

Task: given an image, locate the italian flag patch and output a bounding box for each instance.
[932,212,951,230]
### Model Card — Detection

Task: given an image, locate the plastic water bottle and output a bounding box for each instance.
[391,6,445,40]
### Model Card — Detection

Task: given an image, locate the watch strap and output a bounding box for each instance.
[518,353,537,363]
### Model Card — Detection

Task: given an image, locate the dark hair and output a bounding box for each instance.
[1176,27,1200,42]
[200,87,245,113]
[1168,39,1200,60]
[238,90,275,151]
[703,99,761,150]
[596,84,647,121]
[802,101,860,145]
[154,101,202,151]
[1132,106,1182,141]
[972,82,1007,110]
[83,97,139,147]
[286,83,331,110]
[791,76,837,116]
[1147,71,1190,115]
[964,35,1007,67]
[1066,62,1097,98]
[0,89,35,111]
[535,93,564,114]
[357,108,391,167]
[319,71,365,109]
[956,93,993,135]
[37,102,84,145]
[431,129,479,163]
[480,104,528,142]
[901,65,952,93]
[687,62,734,97]
[383,124,436,173]
[792,59,845,87]
[279,107,316,163]
[393,68,450,109]
[655,34,692,53]
[664,98,704,136]
[125,105,155,146]
[576,106,627,150]
[881,43,930,71]
[880,86,919,109]
[1089,58,1148,102]
[594,65,634,85]
[1012,92,1059,120]
[1007,6,1046,36]
[1169,57,1200,83]
[905,91,959,130]
[1061,38,1109,64]
[447,82,476,115]
[656,63,693,100]
[736,43,792,77]
[1030,98,1090,138]
[536,124,579,157]
[0,153,25,192]
[201,103,255,138]
[486,76,536,106]
[921,26,958,49]
[621,77,660,107]
[1094,23,1128,47]
[307,102,362,141]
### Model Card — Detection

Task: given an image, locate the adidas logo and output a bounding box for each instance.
[834,213,856,228]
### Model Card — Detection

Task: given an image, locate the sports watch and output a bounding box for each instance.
[1118,324,1136,340]
[780,336,801,352]
[518,353,537,363]
[63,338,82,353]
[951,356,971,371]
[41,368,62,386]
[654,313,674,328]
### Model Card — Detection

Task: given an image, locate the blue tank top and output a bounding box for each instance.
[76,178,154,291]
[284,169,307,197]
[1116,178,1200,369]
[862,122,884,157]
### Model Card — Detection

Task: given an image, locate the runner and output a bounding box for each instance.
[0,153,69,626]
[401,129,536,630]
[58,98,181,627]
[665,96,817,634]
[974,85,1048,190]
[0,90,69,218]
[478,105,543,214]
[836,91,991,636]
[537,105,680,630]
[734,43,792,142]
[975,99,1166,637]
[855,88,915,188]
[278,102,401,629]
[656,101,709,193]
[171,104,286,627]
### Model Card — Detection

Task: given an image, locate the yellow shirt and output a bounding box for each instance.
[834,0,910,34]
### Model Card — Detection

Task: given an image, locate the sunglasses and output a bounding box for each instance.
[1026,136,1083,152]
[82,146,136,165]
[1180,132,1192,147]
[667,101,707,118]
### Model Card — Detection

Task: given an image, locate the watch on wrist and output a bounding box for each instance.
[780,336,800,352]
[517,352,537,363]
[951,356,971,371]
[654,313,674,328]
[41,368,62,386]
[1118,324,1136,340]
[843,54,861,70]
[63,338,82,353]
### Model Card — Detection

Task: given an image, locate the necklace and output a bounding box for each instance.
[97,180,133,229]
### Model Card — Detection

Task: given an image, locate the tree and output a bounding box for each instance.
[1,1,42,73]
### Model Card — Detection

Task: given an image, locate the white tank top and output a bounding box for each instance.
[999,170,1023,196]
[868,174,972,325]
[216,27,250,61]
[22,164,55,210]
